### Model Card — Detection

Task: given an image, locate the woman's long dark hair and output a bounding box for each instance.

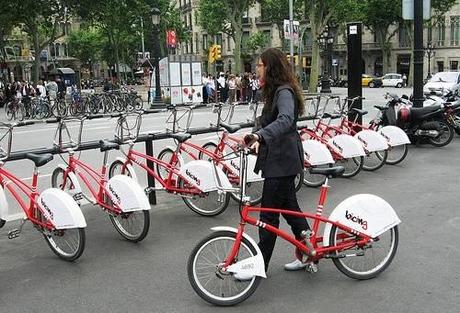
[260,48,305,116]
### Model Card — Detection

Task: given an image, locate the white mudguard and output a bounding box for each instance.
[105,175,151,212]
[37,188,87,229]
[211,226,266,278]
[0,186,25,221]
[113,157,138,182]
[378,126,411,146]
[327,134,366,158]
[221,153,264,183]
[179,160,233,192]
[55,164,84,205]
[354,130,389,152]
[323,194,401,246]
[302,139,334,166]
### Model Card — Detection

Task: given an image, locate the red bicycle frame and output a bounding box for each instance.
[60,152,122,214]
[223,179,372,268]
[0,165,53,230]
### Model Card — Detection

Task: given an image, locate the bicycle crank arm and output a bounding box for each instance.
[325,251,365,258]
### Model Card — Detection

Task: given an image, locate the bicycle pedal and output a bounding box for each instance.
[7,229,21,239]
[305,262,318,274]
[144,187,154,194]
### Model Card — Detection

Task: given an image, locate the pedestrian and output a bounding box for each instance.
[36,80,47,99]
[235,74,242,102]
[217,73,227,103]
[237,48,312,280]
[227,74,237,105]
[249,73,259,103]
[402,73,407,87]
[46,79,58,101]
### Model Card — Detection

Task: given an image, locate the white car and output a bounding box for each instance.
[381,73,404,88]
[423,71,460,95]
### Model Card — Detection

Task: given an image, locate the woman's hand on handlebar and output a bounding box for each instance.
[243,133,260,154]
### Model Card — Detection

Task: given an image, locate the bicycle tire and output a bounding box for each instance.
[385,144,408,165]
[363,150,387,171]
[188,231,262,306]
[198,142,218,161]
[338,156,363,178]
[156,147,177,181]
[108,159,136,179]
[43,227,86,262]
[179,179,230,216]
[108,209,150,242]
[303,166,327,188]
[329,225,398,280]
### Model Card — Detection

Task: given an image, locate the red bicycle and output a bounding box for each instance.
[188,145,400,306]
[108,112,233,216]
[156,104,265,205]
[50,117,151,242]
[0,121,86,261]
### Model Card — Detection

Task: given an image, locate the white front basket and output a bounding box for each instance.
[327,134,366,158]
[302,139,334,166]
[37,188,87,229]
[378,126,411,146]
[354,129,389,152]
[105,175,151,212]
[179,160,233,192]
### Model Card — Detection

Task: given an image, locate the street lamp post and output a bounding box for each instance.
[151,7,162,107]
[425,42,435,80]
[318,28,333,93]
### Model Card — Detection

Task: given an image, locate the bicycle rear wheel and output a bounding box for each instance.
[179,179,230,216]
[363,150,387,171]
[337,156,363,178]
[188,231,262,306]
[385,144,408,165]
[329,225,398,280]
[43,227,85,261]
[303,166,327,188]
[109,210,150,242]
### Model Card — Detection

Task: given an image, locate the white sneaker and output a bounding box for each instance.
[284,259,309,271]
[233,272,254,281]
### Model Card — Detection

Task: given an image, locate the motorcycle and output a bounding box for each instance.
[376,93,455,147]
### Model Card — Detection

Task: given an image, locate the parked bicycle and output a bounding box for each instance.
[0,121,87,261]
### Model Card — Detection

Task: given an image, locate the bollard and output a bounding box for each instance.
[145,139,157,205]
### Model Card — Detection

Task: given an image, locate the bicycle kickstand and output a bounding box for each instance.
[7,219,26,239]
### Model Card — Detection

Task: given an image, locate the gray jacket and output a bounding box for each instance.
[254,85,304,178]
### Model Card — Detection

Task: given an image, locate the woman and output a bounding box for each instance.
[237,48,312,280]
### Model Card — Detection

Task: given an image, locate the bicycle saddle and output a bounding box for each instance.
[350,108,368,116]
[309,166,345,178]
[169,133,191,143]
[99,140,119,152]
[220,122,241,133]
[322,112,341,119]
[26,153,53,167]
[374,105,387,111]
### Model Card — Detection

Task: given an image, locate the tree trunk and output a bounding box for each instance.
[233,26,243,73]
[33,27,41,83]
[308,12,320,93]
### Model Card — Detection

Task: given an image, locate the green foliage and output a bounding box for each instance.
[245,32,269,52]
[67,27,104,63]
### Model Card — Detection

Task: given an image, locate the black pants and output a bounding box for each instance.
[258,175,309,269]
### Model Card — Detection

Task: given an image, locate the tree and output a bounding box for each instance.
[67,26,104,77]
[245,32,269,53]
[197,0,255,73]
[0,1,18,62]
[11,0,72,82]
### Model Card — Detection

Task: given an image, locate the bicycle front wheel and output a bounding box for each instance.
[43,227,86,261]
[329,225,398,280]
[179,179,230,216]
[303,166,327,188]
[188,231,262,306]
[109,210,150,242]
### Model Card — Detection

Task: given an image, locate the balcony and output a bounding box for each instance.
[255,16,272,26]
[242,17,252,26]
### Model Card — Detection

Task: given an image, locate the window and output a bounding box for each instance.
[215,34,222,46]
[436,18,446,46]
[437,61,444,72]
[450,16,460,46]
[398,24,411,48]
[450,60,458,71]
[202,34,208,50]
[195,33,199,54]
[227,35,232,52]
[263,30,271,48]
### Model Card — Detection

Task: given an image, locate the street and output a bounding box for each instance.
[0,87,459,313]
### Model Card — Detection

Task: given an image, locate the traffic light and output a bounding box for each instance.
[208,45,216,64]
[215,44,222,60]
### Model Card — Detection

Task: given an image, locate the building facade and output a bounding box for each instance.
[176,1,460,80]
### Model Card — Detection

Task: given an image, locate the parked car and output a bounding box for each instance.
[423,71,460,95]
[381,73,404,88]
[362,74,382,88]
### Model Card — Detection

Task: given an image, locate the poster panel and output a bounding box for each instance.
[170,87,182,105]
[181,63,192,86]
[169,62,181,86]
[191,62,202,86]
